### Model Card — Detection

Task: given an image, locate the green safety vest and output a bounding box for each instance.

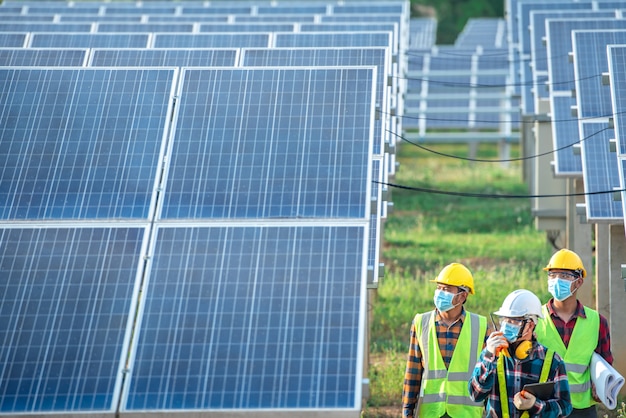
[415,310,487,418]
[535,305,599,409]
[496,346,554,418]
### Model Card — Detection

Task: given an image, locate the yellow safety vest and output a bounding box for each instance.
[496,346,554,418]
[535,305,599,409]
[415,310,487,418]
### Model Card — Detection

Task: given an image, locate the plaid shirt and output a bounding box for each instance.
[468,341,572,418]
[545,299,613,364]
[402,309,489,417]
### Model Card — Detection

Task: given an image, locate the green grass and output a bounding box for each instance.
[363,142,625,417]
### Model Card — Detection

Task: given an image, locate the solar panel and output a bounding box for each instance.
[29,32,150,48]
[153,33,270,48]
[550,95,583,176]
[123,224,367,411]
[579,122,622,221]
[198,23,296,33]
[572,29,626,119]
[608,45,626,156]
[0,67,176,220]
[529,10,616,114]
[89,48,238,67]
[546,17,626,94]
[61,14,144,22]
[0,22,93,32]
[0,47,87,66]
[240,47,390,156]
[97,22,195,33]
[0,14,55,22]
[273,31,393,50]
[0,225,146,414]
[0,32,27,47]
[160,67,375,220]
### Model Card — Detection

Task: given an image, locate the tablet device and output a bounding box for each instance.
[523,382,555,400]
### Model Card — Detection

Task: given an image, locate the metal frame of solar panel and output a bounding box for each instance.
[572,29,626,221]
[607,45,626,226]
[546,17,626,176]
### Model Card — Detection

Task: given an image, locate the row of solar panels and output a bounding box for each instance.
[0,0,412,416]
[506,0,626,224]
[401,18,518,141]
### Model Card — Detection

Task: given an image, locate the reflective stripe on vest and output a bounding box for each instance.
[535,305,599,409]
[415,310,487,418]
[497,348,554,418]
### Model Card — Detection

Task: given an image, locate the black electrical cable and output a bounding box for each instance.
[373,180,626,199]
[386,126,611,163]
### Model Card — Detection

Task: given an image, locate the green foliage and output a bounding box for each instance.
[411,0,504,44]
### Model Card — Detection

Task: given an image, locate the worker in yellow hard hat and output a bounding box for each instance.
[535,249,613,418]
[402,262,489,417]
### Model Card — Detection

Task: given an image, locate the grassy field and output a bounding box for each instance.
[361,141,623,417]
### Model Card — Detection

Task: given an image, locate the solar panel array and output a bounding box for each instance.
[402,18,519,143]
[508,0,626,224]
[0,1,410,416]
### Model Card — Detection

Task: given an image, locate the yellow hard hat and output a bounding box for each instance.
[543,248,587,278]
[431,262,475,294]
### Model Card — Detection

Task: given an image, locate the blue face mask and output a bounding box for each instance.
[501,321,522,343]
[433,289,457,313]
[548,278,576,302]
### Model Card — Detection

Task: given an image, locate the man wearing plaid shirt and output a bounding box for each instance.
[468,289,572,418]
[535,249,613,418]
[402,263,489,417]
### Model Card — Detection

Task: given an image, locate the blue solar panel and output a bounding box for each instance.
[579,122,622,220]
[0,226,145,414]
[240,47,389,156]
[0,47,87,66]
[62,15,143,22]
[274,32,392,49]
[124,224,367,411]
[160,67,375,219]
[30,33,150,48]
[89,48,238,67]
[572,29,626,119]
[148,15,229,23]
[257,5,327,14]
[0,32,27,47]
[608,45,626,156]
[198,23,295,32]
[234,15,317,23]
[0,22,93,32]
[0,14,55,22]
[180,5,253,15]
[153,33,269,48]
[0,68,176,220]
[550,95,583,175]
[97,22,195,33]
[547,18,626,94]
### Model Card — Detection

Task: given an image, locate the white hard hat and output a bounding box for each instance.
[493,289,544,322]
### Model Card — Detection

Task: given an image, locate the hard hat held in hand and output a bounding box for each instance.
[543,248,586,278]
[430,262,475,294]
[494,289,544,323]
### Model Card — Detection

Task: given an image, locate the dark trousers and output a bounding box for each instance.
[568,406,597,418]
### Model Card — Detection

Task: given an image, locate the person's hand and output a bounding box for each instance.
[513,390,536,410]
[591,382,601,403]
[486,331,508,355]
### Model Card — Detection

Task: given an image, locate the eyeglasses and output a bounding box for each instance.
[548,271,579,281]
[499,317,525,327]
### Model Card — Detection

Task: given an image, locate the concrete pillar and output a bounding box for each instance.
[608,224,626,395]
[595,224,611,320]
